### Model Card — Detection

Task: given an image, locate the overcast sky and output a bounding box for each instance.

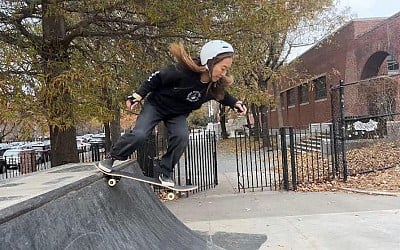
[288,0,400,61]
[339,0,400,18]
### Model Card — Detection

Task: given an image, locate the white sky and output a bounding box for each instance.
[288,0,400,61]
[339,0,400,18]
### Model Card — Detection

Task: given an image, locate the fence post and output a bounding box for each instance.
[91,143,100,162]
[330,84,338,178]
[339,80,348,181]
[212,131,218,186]
[329,123,336,180]
[279,127,289,190]
[288,127,297,190]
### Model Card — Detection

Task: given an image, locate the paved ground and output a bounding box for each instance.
[1,157,399,249]
[166,153,400,250]
[0,162,208,249]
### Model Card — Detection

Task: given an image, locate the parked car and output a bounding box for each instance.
[88,133,105,144]
[81,134,94,142]
[76,138,91,153]
[31,141,51,164]
[3,149,23,168]
[3,148,38,169]
[0,158,6,174]
[0,144,10,174]
[0,145,11,157]
[88,134,106,150]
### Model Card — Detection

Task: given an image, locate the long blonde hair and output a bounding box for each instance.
[169,42,206,73]
[169,42,234,100]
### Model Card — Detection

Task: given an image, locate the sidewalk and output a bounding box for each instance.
[166,168,400,249]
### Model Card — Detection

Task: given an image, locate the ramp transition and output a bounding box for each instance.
[0,162,207,249]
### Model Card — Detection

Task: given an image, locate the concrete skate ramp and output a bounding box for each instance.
[0,162,207,249]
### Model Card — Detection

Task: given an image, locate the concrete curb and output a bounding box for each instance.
[338,187,400,197]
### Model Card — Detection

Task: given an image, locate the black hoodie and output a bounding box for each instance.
[136,64,238,116]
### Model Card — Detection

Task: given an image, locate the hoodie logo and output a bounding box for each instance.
[186,91,201,102]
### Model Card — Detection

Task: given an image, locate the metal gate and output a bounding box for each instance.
[137,130,218,192]
[330,77,400,179]
[235,125,335,192]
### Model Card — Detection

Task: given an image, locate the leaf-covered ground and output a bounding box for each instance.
[296,165,400,193]
[298,140,400,194]
[292,140,400,194]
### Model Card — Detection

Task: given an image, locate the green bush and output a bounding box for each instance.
[188,109,208,128]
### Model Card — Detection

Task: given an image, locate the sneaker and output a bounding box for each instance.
[97,158,115,173]
[159,173,175,187]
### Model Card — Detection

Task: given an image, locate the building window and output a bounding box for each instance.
[280,93,285,109]
[298,84,309,104]
[387,55,399,75]
[314,76,327,100]
[287,88,295,107]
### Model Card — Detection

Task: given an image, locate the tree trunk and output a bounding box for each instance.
[42,2,78,166]
[110,113,121,144]
[219,105,229,139]
[104,122,111,153]
[104,111,121,154]
[259,104,271,148]
[250,103,260,139]
[49,125,78,166]
[272,82,284,127]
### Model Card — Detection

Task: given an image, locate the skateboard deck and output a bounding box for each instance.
[95,164,198,192]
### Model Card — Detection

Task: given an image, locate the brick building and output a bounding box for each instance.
[268,12,400,128]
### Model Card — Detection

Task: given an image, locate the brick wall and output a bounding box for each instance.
[268,12,400,128]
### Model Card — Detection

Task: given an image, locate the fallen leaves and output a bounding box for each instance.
[339,165,400,192]
[297,139,400,194]
[346,140,400,175]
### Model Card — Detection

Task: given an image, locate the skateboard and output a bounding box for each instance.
[95,164,198,200]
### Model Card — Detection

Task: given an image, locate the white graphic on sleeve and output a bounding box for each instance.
[186,91,201,102]
[147,71,160,81]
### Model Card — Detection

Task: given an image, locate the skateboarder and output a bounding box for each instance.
[98,40,247,187]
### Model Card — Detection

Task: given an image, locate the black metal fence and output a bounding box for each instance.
[134,130,218,191]
[235,129,281,192]
[331,77,400,179]
[0,130,218,192]
[236,76,399,192]
[183,130,218,191]
[235,124,334,192]
[0,149,52,179]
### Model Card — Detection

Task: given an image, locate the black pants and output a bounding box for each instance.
[110,102,189,176]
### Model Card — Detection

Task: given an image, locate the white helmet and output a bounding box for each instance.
[200,40,234,66]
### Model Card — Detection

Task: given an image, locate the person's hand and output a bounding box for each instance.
[234,101,247,115]
[126,92,142,111]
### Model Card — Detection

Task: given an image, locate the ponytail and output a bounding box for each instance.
[169,42,207,73]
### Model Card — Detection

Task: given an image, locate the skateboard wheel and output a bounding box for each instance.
[108,178,118,187]
[166,192,176,201]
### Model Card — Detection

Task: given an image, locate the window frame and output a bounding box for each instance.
[298,83,309,104]
[314,76,327,100]
[287,88,296,107]
[387,55,399,72]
